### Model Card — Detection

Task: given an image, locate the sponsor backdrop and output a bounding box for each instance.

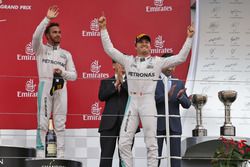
[183,0,250,137]
[0,0,191,129]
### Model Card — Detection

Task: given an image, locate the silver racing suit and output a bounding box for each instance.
[101,29,192,167]
[32,17,77,158]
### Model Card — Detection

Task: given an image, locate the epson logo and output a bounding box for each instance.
[17,79,37,98]
[146,0,173,13]
[82,102,101,121]
[82,60,109,79]
[151,35,173,54]
[82,18,101,37]
[17,42,36,61]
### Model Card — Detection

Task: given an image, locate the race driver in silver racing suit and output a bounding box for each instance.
[98,16,194,167]
[32,6,77,158]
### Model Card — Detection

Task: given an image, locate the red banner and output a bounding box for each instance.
[0,0,191,129]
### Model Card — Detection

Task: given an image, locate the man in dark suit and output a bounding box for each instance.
[98,60,138,167]
[155,53,191,167]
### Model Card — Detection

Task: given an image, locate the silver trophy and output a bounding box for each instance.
[218,90,237,136]
[191,94,208,136]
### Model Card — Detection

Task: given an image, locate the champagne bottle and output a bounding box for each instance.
[45,119,57,158]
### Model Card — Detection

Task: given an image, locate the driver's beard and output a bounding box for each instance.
[51,38,60,46]
[141,50,150,56]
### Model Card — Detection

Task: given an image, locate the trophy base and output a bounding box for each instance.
[192,129,207,137]
[220,125,235,136]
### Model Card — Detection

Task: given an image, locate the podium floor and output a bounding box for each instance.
[25,159,82,167]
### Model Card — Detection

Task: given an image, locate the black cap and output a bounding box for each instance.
[50,73,64,96]
[135,34,151,43]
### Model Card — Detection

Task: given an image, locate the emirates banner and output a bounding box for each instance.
[0,0,190,129]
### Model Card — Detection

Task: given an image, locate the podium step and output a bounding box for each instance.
[25,159,82,167]
[0,146,36,167]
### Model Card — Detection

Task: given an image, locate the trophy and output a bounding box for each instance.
[191,94,208,136]
[218,90,237,136]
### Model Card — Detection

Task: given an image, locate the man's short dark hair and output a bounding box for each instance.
[45,22,60,34]
[161,53,174,58]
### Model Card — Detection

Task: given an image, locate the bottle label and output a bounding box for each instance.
[47,143,57,156]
